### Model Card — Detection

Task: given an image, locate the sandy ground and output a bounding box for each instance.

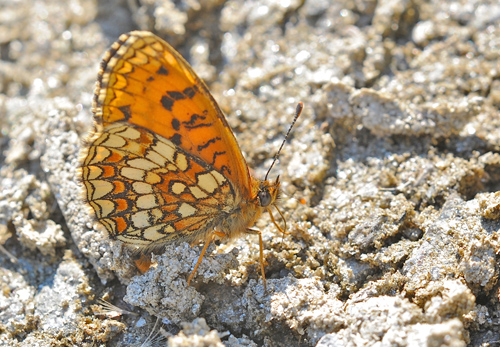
[1,0,500,346]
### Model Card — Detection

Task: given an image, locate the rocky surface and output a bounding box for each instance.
[1,0,500,346]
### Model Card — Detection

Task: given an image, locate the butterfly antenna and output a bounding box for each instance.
[264,102,303,181]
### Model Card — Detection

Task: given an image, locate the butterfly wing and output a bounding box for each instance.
[81,31,253,248]
[93,31,251,198]
[81,122,237,246]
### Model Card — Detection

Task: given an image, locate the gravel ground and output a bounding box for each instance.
[1,0,500,346]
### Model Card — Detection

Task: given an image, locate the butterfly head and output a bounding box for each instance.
[254,175,286,236]
[257,176,281,208]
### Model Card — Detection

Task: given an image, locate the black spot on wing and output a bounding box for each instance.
[118,105,132,120]
[186,122,212,129]
[158,87,198,114]
[157,65,169,75]
[183,113,205,126]
[161,95,174,111]
[172,118,180,131]
[183,86,196,98]
[197,137,221,151]
[167,91,186,100]
[170,133,182,146]
[182,113,212,129]
[161,90,187,111]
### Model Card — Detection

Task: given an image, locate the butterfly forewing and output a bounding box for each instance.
[93,31,251,197]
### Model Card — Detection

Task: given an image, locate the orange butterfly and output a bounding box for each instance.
[80,31,302,289]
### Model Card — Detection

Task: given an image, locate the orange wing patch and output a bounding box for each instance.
[93,31,250,197]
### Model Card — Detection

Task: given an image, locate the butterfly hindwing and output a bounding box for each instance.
[82,122,237,247]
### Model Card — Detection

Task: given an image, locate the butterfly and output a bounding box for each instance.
[79,31,302,290]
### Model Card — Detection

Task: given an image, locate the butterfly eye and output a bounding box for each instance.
[258,189,272,207]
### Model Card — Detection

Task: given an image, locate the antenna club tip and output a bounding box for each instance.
[296,102,304,113]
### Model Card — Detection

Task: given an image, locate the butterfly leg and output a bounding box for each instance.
[246,228,267,291]
[187,231,226,286]
[267,206,288,235]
